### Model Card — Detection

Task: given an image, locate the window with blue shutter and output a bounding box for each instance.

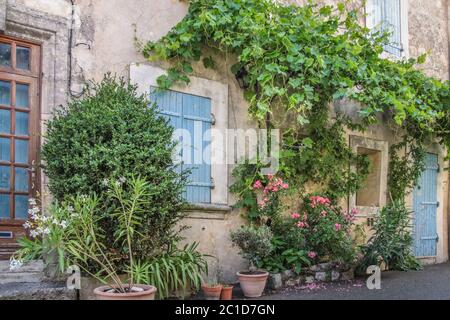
[150,87,213,203]
[369,0,403,57]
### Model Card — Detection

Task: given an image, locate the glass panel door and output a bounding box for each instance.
[0,36,40,260]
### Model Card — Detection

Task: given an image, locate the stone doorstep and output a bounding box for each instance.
[0,282,77,300]
[0,260,45,273]
[0,260,46,285]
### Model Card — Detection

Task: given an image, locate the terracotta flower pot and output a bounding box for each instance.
[220,285,233,300]
[201,284,223,300]
[93,284,157,300]
[237,271,269,298]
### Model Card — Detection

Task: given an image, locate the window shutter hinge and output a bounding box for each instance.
[211,177,215,189]
[211,113,216,125]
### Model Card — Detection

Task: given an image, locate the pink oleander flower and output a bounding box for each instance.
[335,223,342,231]
[272,186,279,192]
[297,221,307,229]
[351,208,358,215]
[267,174,274,181]
[321,210,327,217]
[253,180,263,190]
[291,212,300,219]
[308,251,317,259]
[310,195,331,208]
[282,183,289,190]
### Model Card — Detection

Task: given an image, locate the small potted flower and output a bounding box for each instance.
[201,281,223,300]
[220,284,234,300]
[230,226,273,298]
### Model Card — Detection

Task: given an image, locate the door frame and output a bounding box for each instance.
[0,35,41,259]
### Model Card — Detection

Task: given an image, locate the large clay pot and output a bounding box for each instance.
[237,271,269,298]
[201,284,223,300]
[93,284,157,300]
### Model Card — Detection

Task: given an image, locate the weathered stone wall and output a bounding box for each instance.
[2,0,449,283]
[409,0,449,80]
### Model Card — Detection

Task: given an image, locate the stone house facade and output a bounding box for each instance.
[0,0,448,283]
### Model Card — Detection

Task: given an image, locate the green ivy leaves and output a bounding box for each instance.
[143,0,450,199]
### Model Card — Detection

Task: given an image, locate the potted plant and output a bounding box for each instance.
[201,281,223,300]
[220,285,234,300]
[65,177,158,300]
[230,226,273,298]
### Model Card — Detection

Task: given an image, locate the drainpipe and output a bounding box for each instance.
[68,0,83,98]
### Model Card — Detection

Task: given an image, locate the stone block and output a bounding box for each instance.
[315,272,327,282]
[281,269,295,281]
[340,269,355,281]
[304,276,314,284]
[268,273,283,290]
[331,271,340,281]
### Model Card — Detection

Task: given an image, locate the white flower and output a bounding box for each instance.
[30,230,39,238]
[101,178,109,187]
[52,218,59,225]
[67,205,74,213]
[60,220,68,229]
[23,221,31,229]
[118,176,126,184]
[43,228,50,235]
[28,198,37,206]
[9,258,23,271]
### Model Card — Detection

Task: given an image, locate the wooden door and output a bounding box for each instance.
[0,36,40,259]
[413,153,439,257]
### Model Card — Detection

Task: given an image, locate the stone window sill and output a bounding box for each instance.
[184,203,232,220]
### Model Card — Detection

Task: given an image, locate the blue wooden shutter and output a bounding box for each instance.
[182,93,213,203]
[150,87,212,203]
[371,0,402,57]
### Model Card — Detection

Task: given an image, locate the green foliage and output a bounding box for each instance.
[230,162,289,225]
[388,139,426,202]
[260,230,310,274]
[41,75,188,263]
[143,0,450,201]
[230,225,274,269]
[130,243,208,300]
[141,0,449,274]
[358,201,422,272]
[13,178,209,298]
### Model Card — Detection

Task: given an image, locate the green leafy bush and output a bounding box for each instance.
[41,75,188,262]
[230,225,273,270]
[358,201,422,272]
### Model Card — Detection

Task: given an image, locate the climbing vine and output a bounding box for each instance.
[142,0,450,205]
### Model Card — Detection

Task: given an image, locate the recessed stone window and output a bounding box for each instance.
[349,136,388,216]
[356,147,382,207]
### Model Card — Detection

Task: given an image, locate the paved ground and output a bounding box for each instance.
[258,262,450,300]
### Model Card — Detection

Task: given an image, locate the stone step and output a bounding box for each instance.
[0,260,44,273]
[0,282,76,300]
[0,271,44,284]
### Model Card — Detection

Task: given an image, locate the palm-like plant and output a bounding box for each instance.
[65,176,154,292]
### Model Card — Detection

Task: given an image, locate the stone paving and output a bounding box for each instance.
[257,262,450,300]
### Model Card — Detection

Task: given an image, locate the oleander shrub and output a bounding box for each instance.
[358,201,422,272]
